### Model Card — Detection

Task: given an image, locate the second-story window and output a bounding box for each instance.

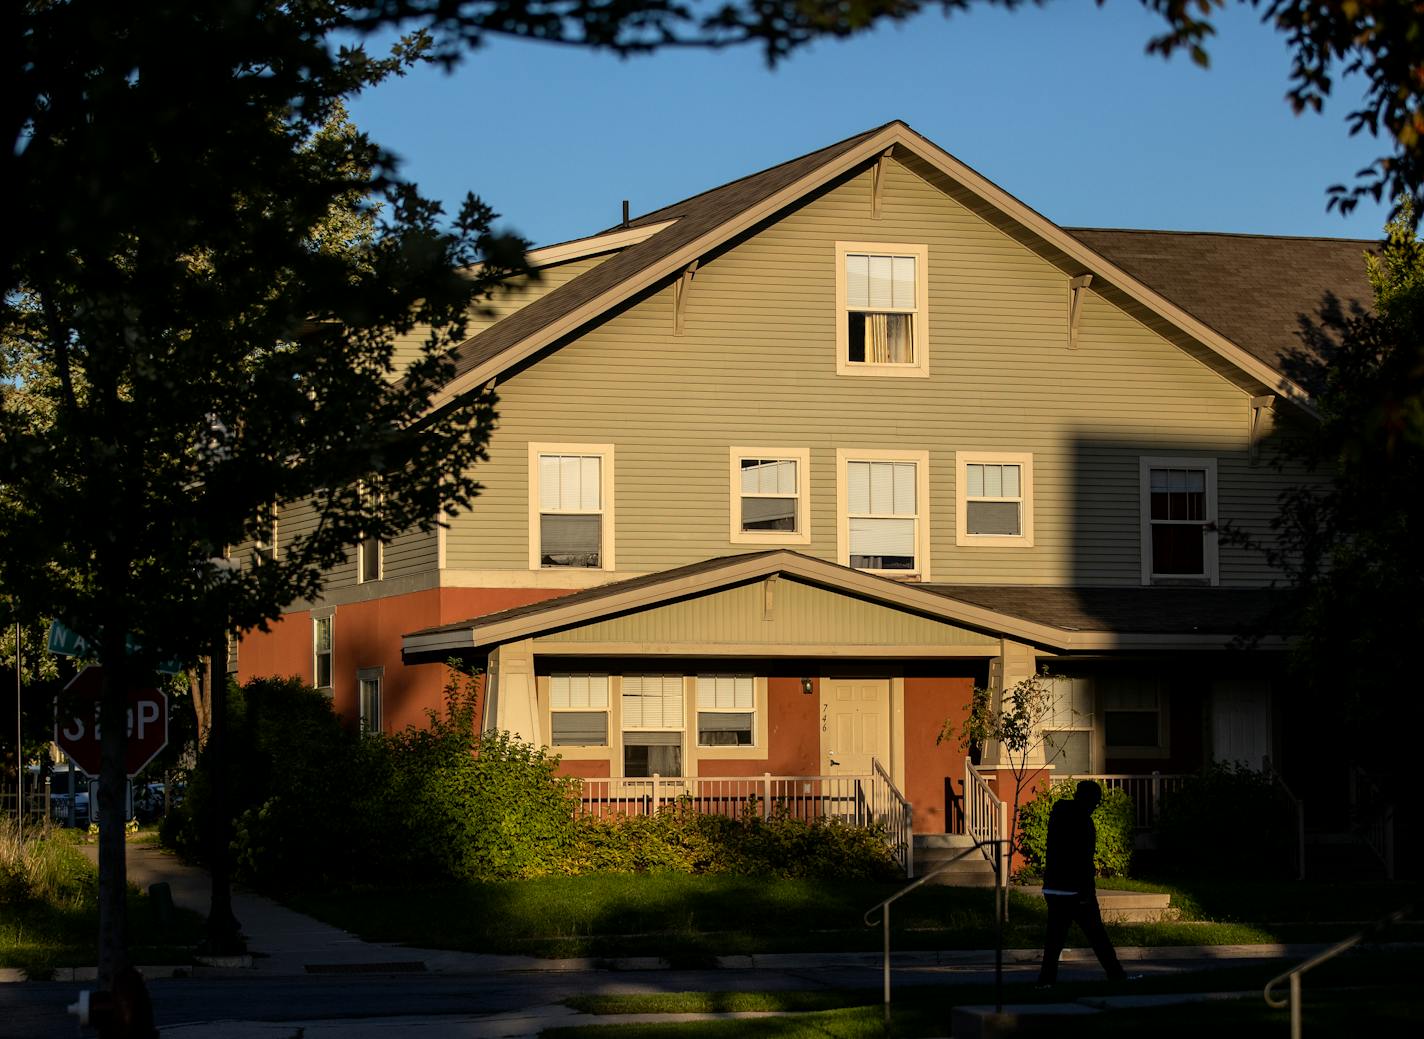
[836,242,929,377]
[1140,457,1218,584]
[729,448,811,544]
[838,450,930,578]
[530,444,614,570]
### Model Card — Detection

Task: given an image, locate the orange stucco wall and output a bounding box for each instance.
[904,675,975,833]
[236,585,570,732]
[698,676,822,777]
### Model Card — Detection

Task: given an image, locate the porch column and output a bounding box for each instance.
[984,639,1039,767]
[484,639,542,747]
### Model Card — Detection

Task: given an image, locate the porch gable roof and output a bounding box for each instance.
[401,551,1290,661]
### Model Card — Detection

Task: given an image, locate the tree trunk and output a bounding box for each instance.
[96,638,129,988]
[203,634,243,954]
[189,662,212,749]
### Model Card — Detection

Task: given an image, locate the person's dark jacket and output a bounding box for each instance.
[1042,797,1097,894]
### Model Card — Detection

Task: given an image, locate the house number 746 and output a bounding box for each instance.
[821,704,828,732]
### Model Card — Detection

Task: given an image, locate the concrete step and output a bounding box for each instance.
[913,832,977,850]
[1016,886,1178,923]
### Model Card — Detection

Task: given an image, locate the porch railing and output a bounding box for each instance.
[1061,772,1189,829]
[1349,765,1395,881]
[1265,757,1306,881]
[963,761,1009,885]
[571,762,914,875]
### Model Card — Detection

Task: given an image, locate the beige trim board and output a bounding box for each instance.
[432,123,1313,415]
[529,641,999,658]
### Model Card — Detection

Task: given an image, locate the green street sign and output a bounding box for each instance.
[47,621,184,676]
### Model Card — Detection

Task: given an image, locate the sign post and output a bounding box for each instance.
[54,666,169,778]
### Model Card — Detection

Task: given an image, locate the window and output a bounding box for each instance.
[696,675,755,747]
[837,449,930,578]
[357,486,382,583]
[550,674,609,746]
[1042,676,1093,774]
[312,615,333,692]
[255,517,278,562]
[956,452,1034,546]
[729,447,810,544]
[621,674,683,776]
[835,242,929,377]
[358,667,382,734]
[1139,457,1218,584]
[529,443,615,570]
[1100,676,1168,758]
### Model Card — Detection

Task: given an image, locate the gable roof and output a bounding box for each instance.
[430,120,1370,412]
[402,550,1289,661]
[1069,228,1376,375]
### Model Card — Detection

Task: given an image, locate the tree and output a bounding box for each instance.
[1271,202,1424,815]
[938,670,1067,880]
[5,0,1422,997]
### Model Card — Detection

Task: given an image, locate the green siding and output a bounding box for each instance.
[535,578,998,647]
[433,158,1315,586]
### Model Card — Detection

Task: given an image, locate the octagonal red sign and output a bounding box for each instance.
[54,666,169,778]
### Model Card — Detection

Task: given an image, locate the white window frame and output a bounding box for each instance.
[694,674,758,749]
[255,516,278,563]
[548,673,611,749]
[955,451,1034,547]
[528,442,616,572]
[357,666,383,734]
[834,241,930,378]
[835,448,931,580]
[728,447,811,545]
[1041,675,1094,774]
[1139,456,1218,585]
[1100,677,1171,760]
[619,674,686,778]
[312,611,334,694]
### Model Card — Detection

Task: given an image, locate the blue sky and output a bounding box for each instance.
[349,2,1389,249]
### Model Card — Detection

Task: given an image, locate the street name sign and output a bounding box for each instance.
[46,620,183,675]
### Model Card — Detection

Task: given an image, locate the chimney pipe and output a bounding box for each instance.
[621,200,629,229]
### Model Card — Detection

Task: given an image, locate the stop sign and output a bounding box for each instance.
[54,665,170,778]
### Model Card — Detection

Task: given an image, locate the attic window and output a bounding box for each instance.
[835,242,929,378]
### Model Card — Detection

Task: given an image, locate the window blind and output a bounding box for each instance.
[539,454,601,511]
[551,674,609,710]
[848,461,916,515]
[696,675,754,710]
[621,675,684,729]
[846,254,916,310]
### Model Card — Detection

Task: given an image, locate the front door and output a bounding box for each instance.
[821,677,890,774]
[1211,679,1272,770]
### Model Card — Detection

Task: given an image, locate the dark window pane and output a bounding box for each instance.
[541,514,600,567]
[360,536,380,581]
[847,312,866,362]
[552,711,608,746]
[851,553,915,570]
[623,743,682,777]
[1151,491,1169,520]
[698,712,754,747]
[966,500,1021,536]
[1151,524,1204,575]
[1105,710,1159,748]
[316,654,332,689]
[742,496,796,531]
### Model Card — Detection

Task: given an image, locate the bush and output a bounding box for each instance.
[1154,764,1296,878]
[1016,781,1135,880]
[566,801,900,880]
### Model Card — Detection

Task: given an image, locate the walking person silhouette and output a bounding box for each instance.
[1037,780,1128,985]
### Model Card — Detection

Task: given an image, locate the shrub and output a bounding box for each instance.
[1016,780,1135,880]
[1154,764,1295,878]
[566,801,900,880]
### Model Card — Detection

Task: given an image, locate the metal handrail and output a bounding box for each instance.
[1263,905,1412,1039]
[863,837,1010,1027]
[1264,756,1305,882]
[870,757,914,878]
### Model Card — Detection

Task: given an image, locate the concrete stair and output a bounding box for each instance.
[912,833,998,887]
[912,835,1177,921]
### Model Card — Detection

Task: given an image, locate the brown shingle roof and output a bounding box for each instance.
[1067,228,1377,373]
[448,124,894,381]
[923,584,1292,637]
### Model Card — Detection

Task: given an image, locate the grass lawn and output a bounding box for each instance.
[287,873,1420,960]
[1,822,204,978]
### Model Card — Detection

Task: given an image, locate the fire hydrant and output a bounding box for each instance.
[67,966,158,1038]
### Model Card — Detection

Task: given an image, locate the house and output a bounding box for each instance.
[237,121,1374,852]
